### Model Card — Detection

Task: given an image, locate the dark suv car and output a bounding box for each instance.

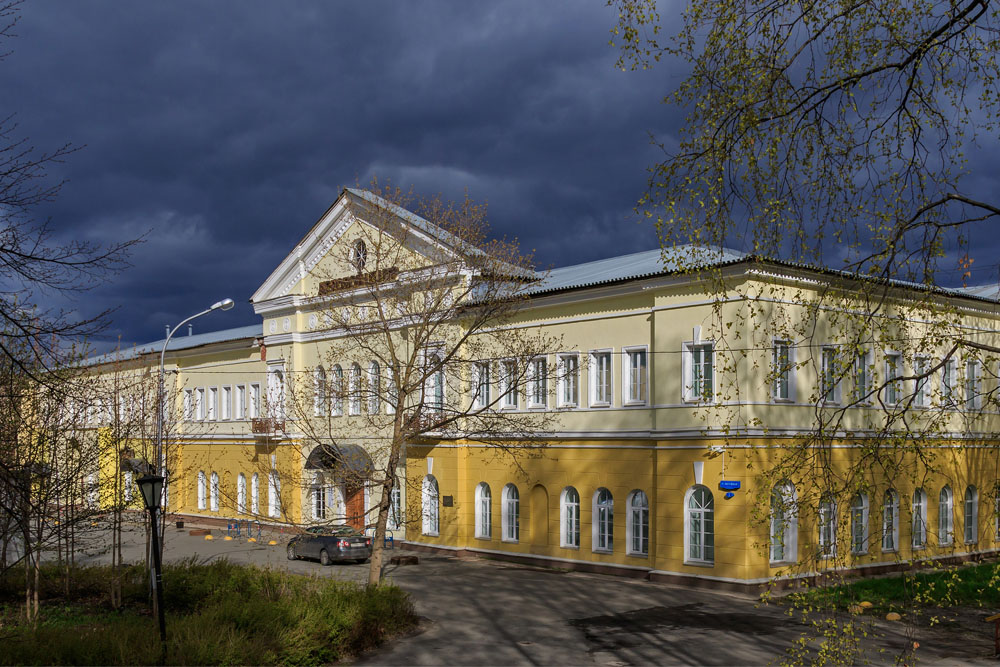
[286,525,373,565]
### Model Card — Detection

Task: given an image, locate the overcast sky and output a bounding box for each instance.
[1,1,687,348]
[5,1,998,350]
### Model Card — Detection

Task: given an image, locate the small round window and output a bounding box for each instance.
[350,240,367,272]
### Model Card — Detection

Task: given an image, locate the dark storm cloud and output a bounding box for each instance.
[1,0,683,346]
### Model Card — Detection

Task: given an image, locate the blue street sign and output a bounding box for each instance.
[719,480,741,491]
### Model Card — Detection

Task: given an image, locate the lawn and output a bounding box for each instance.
[787,558,1000,615]
[0,559,418,665]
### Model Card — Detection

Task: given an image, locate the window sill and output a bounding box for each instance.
[592,548,613,555]
[683,560,714,568]
[528,405,547,411]
[625,551,648,559]
[623,400,647,407]
[881,548,898,554]
[422,531,440,538]
[474,535,491,541]
[501,538,519,544]
[769,560,796,567]
[560,544,579,550]
[557,403,578,409]
[589,402,611,409]
[771,397,795,404]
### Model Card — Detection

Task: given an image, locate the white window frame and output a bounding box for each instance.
[221,385,232,420]
[589,349,613,407]
[592,488,614,553]
[312,472,327,521]
[473,361,491,410]
[623,346,649,406]
[235,384,246,420]
[964,485,978,544]
[769,482,798,564]
[682,341,715,403]
[422,475,440,536]
[884,352,902,406]
[210,471,220,512]
[331,366,344,416]
[557,353,579,408]
[560,486,580,549]
[368,361,381,414]
[939,486,954,545]
[685,485,715,564]
[424,353,444,413]
[941,358,958,408]
[820,346,841,404]
[197,470,206,510]
[528,356,548,409]
[268,469,280,518]
[237,473,247,514]
[475,482,492,539]
[882,490,900,553]
[500,360,518,410]
[771,339,794,402]
[313,367,327,417]
[349,363,362,415]
[853,349,871,404]
[502,483,520,543]
[195,388,206,421]
[626,490,649,557]
[849,492,869,555]
[818,495,837,558]
[207,387,218,421]
[912,488,927,549]
[249,383,261,419]
[184,389,193,421]
[388,486,403,530]
[965,359,981,410]
[913,356,931,408]
[251,473,259,514]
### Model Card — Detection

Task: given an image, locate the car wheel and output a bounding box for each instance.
[286,544,296,560]
[320,549,331,566]
[358,558,370,564]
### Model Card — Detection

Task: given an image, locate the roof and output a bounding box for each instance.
[84,323,262,367]
[526,245,746,295]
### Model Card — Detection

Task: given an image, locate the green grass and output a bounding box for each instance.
[788,558,1000,615]
[0,559,417,665]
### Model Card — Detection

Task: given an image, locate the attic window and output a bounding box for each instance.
[350,240,367,273]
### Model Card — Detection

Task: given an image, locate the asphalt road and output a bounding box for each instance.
[72,522,996,665]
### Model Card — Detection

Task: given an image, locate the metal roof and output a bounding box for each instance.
[527,245,746,295]
[84,323,262,367]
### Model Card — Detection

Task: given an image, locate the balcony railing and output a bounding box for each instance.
[251,418,285,434]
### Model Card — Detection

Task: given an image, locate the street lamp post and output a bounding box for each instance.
[136,473,166,662]
[155,299,234,479]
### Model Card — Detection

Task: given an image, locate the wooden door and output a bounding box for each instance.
[345,486,364,530]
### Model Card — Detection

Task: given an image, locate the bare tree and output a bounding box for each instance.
[285,181,560,585]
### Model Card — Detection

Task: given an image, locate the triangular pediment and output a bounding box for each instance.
[251,189,467,305]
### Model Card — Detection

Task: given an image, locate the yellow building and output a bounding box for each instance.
[83,188,1000,588]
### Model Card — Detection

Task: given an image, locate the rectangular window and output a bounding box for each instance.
[207,387,218,421]
[885,353,901,406]
[221,386,232,420]
[966,360,981,410]
[235,385,246,420]
[529,357,547,408]
[195,388,206,420]
[625,347,648,405]
[500,361,518,409]
[820,346,839,403]
[942,358,957,406]
[557,353,579,407]
[473,362,491,409]
[184,389,193,421]
[590,350,612,406]
[249,383,260,418]
[772,340,792,401]
[853,350,870,403]
[914,357,930,408]
[684,342,714,402]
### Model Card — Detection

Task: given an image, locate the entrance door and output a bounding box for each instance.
[345,486,365,530]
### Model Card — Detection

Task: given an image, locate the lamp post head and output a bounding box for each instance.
[211,298,235,312]
[136,474,164,512]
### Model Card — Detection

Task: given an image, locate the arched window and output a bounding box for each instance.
[237,473,247,514]
[818,494,836,557]
[349,364,362,415]
[882,489,899,552]
[330,365,344,416]
[312,472,327,521]
[770,482,797,563]
[350,239,367,272]
[124,470,133,504]
[475,482,491,538]
[268,469,280,518]
[210,472,220,512]
[313,366,326,416]
[912,488,927,548]
[251,473,260,514]
[502,483,520,542]
[422,475,440,535]
[560,487,580,548]
[964,485,978,543]
[197,470,206,510]
[593,488,614,552]
[86,473,98,509]
[939,486,953,545]
[850,493,869,554]
[389,486,402,530]
[267,368,286,419]
[686,485,715,563]
[627,490,649,556]
[368,361,381,414]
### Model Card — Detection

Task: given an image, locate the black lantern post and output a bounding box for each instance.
[136,474,166,657]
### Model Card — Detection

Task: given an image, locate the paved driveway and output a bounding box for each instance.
[76,524,995,665]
